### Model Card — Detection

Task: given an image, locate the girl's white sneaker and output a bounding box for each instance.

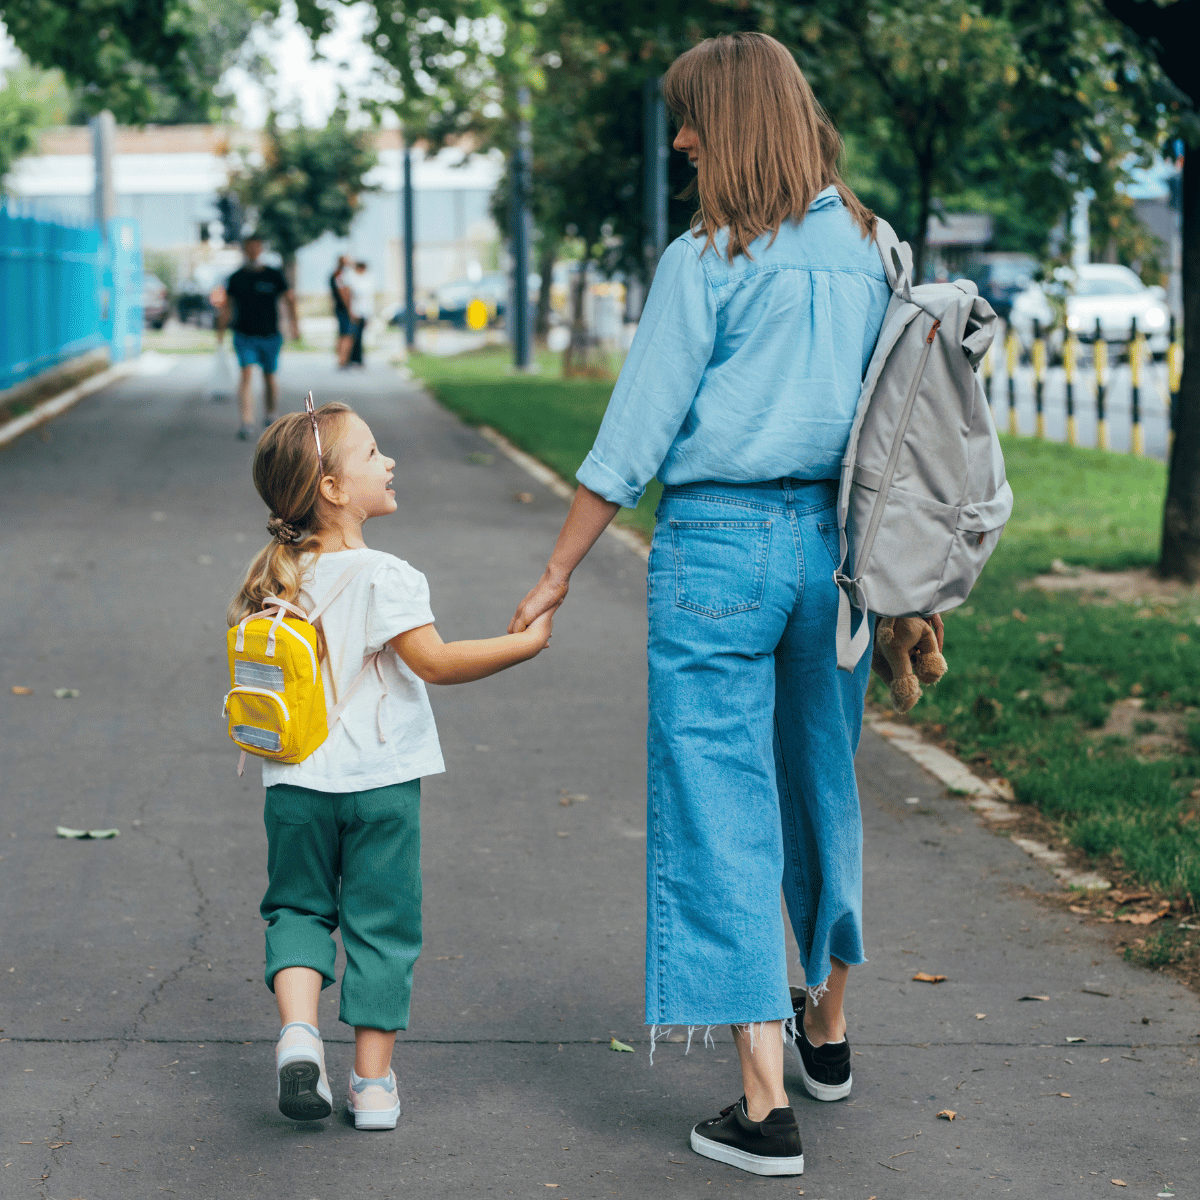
[347,1069,401,1130]
[276,1021,333,1121]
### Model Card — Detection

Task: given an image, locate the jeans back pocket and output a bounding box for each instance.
[671,519,772,618]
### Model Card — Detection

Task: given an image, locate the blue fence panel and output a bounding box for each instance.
[0,203,141,393]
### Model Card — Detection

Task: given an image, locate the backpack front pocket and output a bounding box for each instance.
[224,687,291,757]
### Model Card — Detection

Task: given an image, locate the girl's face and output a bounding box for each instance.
[673,123,700,166]
[329,414,396,519]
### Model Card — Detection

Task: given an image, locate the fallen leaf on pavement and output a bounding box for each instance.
[610,1038,634,1052]
[514,492,534,503]
[1117,911,1163,925]
[1066,1037,1086,1043]
[975,1013,987,1019]
[10,686,32,695]
[1112,1181,1127,1187]
[912,972,947,984]
[54,688,80,699]
[1110,890,1150,903]
[1057,1092,1072,1098]
[56,826,119,839]
[937,1110,956,1121]
[1069,905,1091,914]
[1018,995,1050,1002]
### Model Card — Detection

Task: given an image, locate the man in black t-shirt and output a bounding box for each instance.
[330,255,354,368]
[216,233,299,440]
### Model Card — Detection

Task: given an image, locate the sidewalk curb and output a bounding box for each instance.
[473,414,1109,895]
[0,359,141,450]
[869,717,1111,891]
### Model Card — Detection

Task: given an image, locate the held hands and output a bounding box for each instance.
[523,608,554,654]
[509,568,569,634]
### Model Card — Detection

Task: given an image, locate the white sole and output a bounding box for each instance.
[690,1129,804,1176]
[789,1042,853,1102]
[351,1103,401,1130]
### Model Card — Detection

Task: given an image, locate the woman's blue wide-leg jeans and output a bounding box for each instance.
[645,478,873,1028]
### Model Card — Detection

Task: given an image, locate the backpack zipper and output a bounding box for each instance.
[222,686,291,722]
[853,317,941,589]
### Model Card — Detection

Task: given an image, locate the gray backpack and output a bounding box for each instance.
[835,219,1013,670]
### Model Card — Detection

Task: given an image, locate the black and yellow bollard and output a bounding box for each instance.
[1006,326,1019,435]
[1032,318,1047,438]
[1063,327,1078,447]
[1129,315,1142,458]
[1094,317,1108,451]
[1168,313,1183,453]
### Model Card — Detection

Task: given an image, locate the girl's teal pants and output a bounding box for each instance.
[261,779,421,1031]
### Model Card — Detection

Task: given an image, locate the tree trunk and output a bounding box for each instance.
[1158,145,1200,580]
[534,237,558,343]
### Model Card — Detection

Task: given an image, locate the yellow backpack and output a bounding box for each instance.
[223,560,377,774]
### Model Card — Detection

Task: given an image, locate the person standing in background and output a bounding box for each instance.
[347,260,375,368]
[331,256,354,369]
[218,232,299,441]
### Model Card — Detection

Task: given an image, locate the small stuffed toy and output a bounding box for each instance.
[872,616,948,714]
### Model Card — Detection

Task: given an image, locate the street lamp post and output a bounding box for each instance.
[402,137,416,351]
[510,86,533,371]
[642,76,668,288]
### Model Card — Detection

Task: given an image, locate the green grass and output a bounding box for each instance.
[413,347,662,537]
[413,349,1200,909]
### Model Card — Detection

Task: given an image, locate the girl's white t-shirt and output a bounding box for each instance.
[261,547,445,793]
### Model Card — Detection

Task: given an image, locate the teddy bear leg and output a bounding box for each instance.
[889,673,922,714]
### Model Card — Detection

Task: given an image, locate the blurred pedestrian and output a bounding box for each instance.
[331,255,354,368]
[217,232,299,441]
[510,31,906,1177]
[347,260,374,367]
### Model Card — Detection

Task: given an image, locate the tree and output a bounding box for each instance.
[222,108,378,284]
[0,0,274,124]
[1096,0,1199,579]
[0,65,68,186]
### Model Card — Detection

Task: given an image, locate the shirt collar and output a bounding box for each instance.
[808,185,841,212]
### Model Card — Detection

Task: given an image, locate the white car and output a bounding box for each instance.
[1064,264,1169,352]
[1008,263,1170,356]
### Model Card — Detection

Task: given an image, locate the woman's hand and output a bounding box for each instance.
[509,568,568,634]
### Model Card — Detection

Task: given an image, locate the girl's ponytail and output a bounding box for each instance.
[227,402,352,629]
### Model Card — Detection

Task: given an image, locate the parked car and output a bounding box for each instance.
[967,253,1038,320]
[389,272,514,330]
[142,272,170,329]
[1008,263,1170,356]
[1064,264,1169,352]
[176,262,231,328]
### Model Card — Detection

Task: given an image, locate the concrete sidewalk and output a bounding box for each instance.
[1,351,1196,1199]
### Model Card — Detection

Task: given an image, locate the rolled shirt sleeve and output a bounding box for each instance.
[576,238,717,507]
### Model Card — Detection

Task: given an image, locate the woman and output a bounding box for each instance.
[512,33,897,1177]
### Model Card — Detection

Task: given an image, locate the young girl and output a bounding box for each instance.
[228,400,552,1130]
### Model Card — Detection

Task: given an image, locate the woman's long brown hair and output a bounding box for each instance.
[662,32,875,262]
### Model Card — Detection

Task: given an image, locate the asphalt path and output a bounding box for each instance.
[1,352,1197,1199]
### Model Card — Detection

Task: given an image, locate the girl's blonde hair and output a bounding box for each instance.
[227,402,353,629]
[662,32,875,262]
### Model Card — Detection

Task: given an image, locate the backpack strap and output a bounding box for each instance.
[326,650,390,743]
[873,218,914,304]
[308,557,373,624]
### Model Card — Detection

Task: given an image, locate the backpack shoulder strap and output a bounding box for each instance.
[873,218,914,303]
[308,556,373,624]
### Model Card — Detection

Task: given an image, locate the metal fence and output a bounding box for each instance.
[982,318,1185,463]
[0,204,141,393]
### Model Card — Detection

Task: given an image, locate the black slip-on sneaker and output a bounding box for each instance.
[788,986,852,1101]
[690,1097,804,1176]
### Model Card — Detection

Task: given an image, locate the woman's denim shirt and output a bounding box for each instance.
[576,186,890,508]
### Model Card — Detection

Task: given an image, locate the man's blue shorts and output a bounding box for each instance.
[336,310,354,337]
[233,331,283,375]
